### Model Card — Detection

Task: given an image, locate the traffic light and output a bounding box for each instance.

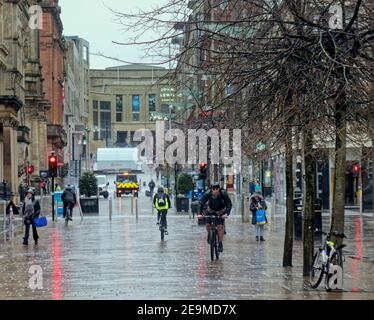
[199,162,207,180]
[48,154,58,178]
[352,163,359,177]
[26,165,34,175]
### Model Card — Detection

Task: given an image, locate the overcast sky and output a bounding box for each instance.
[59,0,166,69]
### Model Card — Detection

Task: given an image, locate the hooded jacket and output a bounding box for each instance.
[250,194,267,225]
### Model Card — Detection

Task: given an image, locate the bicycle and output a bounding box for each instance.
[158,210,168,241]
[65,203,74,226]
[310,230,346,291]
[199,210,225,261]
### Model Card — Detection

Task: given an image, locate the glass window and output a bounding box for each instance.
[116,95,123,112]
[116,95,123,122]
[100,101,111,140]
[148,94,156,112]
[132,95,140,112]
[93,100,99,140]
[132,95,140,121]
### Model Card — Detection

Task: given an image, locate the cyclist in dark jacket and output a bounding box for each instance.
[198,182,232,252]
[61,186,77,221]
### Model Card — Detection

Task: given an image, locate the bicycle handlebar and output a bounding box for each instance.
[321,230,347,238]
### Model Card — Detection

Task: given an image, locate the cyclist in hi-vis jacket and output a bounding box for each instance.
[198,182,232,253]
[153,187,171,234]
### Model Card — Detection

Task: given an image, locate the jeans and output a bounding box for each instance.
[255,224,264,237]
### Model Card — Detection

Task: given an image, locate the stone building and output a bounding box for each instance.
[64,36,90,178]
[88,64,175,157]
[0,0,32,202]
[40,0,67,166]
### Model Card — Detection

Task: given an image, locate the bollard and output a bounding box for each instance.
[131,194,134,214]
[135,196,138,221]
[109,197,112,220]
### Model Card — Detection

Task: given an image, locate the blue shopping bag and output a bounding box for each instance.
[34,216,48,228]
[256,209,267,225]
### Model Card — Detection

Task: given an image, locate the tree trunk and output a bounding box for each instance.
[331,91,347,244]
[303,128,316,276]
[283,129,294,267]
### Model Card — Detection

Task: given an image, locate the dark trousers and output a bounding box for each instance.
[24,222,38,242]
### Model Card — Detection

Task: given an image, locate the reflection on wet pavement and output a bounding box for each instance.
[0,195,373,300]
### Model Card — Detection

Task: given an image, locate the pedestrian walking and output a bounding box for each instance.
[22,189,41,245]
[249,179,256,195]
[6,200,19,217]
[148,179,155,196]
[250,193,268,241]
[254,180,262,194]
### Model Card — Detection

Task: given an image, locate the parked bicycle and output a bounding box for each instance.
[310,230,346,291]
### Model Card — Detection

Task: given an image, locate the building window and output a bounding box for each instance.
[132,95,140,121]
[117,131,127,145]
[100,101,111,140]
[116,95,123,122]
[93,100,99,140]
[149,94,156,112]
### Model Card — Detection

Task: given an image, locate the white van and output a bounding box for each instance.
[95,175,109,198]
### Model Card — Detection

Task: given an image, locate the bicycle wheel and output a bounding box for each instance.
[310,251,324,288]
[160,212,166,241]
[214,232,220,260]
[325,250,343,291]
[210,230,215,261]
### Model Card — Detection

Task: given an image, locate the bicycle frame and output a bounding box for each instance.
[204,215,221,261]
[310,231,346,290]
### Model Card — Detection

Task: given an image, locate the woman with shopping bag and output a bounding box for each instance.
[22,189,41,245]
[250,193,268,241]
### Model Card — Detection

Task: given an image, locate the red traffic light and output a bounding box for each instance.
[352,164,359,173]
[200,162,207,169]
[26,165,34,174]
[49,156,56,163]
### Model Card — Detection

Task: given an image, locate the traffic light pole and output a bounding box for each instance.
[52,176,55,222]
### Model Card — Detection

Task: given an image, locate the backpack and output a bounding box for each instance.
[157,194,166,206]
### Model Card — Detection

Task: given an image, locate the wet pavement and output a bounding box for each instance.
[0,191,374,300]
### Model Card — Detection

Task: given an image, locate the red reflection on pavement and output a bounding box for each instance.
[197,237,206,295]
[351,217,362,292]
[52,230,62,300]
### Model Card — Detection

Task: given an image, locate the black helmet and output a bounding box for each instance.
[157,187,164,193]
[211,182,220,189]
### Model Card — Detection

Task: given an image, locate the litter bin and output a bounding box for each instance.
[54,191,64,216]
[294,197,323,240]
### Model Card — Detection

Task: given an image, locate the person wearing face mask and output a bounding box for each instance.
[22,189,41,245]
[198,182,232,253]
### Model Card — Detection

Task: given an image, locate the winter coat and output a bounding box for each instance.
[22,197,40,225]
[199,189,232,215]
[250,195,267,225]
